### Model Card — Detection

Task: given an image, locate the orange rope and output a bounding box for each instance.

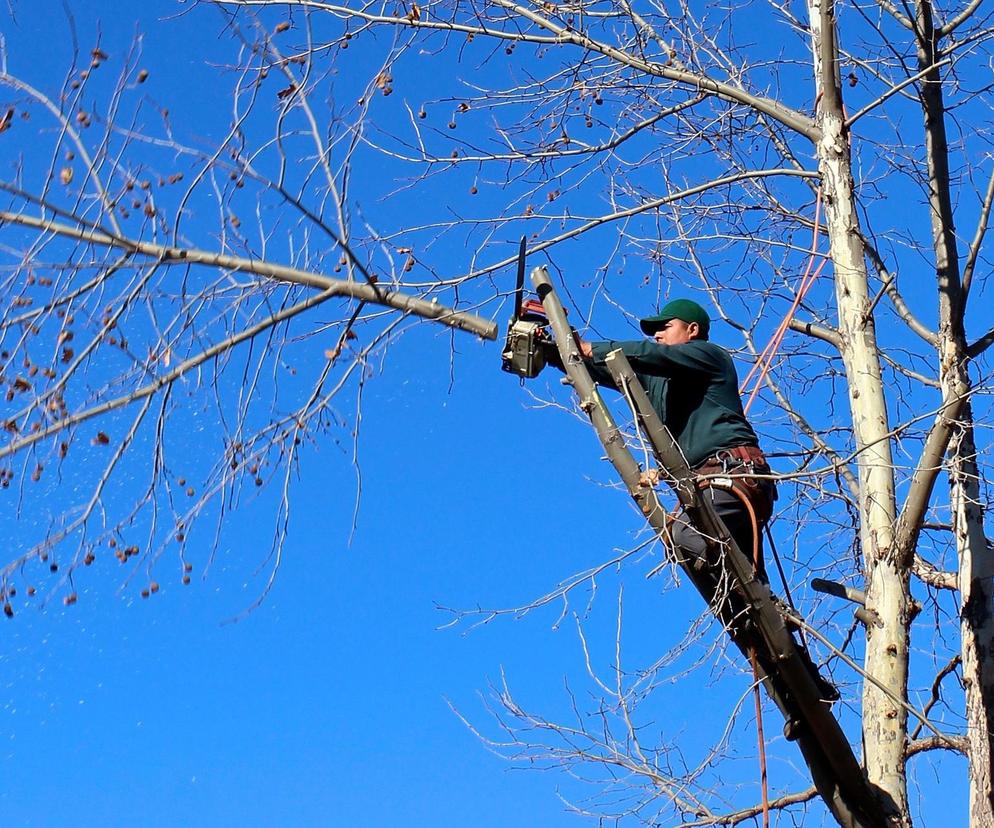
[732,187,827,821]
[706,480,769,827]
[742,488,770,828]
[751,649,771,828]
[739,191,822,390]
[741,187,826,415]
[737,100,828,826]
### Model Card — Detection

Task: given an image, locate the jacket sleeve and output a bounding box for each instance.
[541,340,620,389]
[589,340,720,378]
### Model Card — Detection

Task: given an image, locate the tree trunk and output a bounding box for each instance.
[911,0,994,819]
[807,0,908,819]
[949,403,994,827]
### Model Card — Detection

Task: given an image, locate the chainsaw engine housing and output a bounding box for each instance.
[501,317,548,378]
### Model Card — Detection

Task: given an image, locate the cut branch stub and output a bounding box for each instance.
[812,578,920,626]
[810,578,882,628]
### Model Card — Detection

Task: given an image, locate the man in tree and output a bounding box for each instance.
[563,297,845,708]
[562,299,776,579]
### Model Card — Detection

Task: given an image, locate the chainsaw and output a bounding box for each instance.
[500,237,553,379]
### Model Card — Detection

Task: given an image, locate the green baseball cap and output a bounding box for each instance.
[639,299,710,339]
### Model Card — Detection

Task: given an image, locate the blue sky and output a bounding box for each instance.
[0,0,979,825]
[0,320,722,826]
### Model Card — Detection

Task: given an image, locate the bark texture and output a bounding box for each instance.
[911,1,994,820]
[807,0,907,820]
[951,406,994,827]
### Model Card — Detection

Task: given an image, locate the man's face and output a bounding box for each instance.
[652,318,698,346]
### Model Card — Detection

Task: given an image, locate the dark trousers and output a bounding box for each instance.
[670,473,775,582]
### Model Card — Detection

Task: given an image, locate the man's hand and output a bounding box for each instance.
[578,339,593,359]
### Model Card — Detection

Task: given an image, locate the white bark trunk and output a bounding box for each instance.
[949,403,994,827]
[807,0,908,820]
[911,0,994,816]
[822,107,908,819]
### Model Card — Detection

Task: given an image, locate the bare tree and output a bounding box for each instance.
[2,0,993,825]
[0,10,498,607]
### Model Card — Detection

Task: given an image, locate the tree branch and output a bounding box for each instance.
[961,164,994,300]
[788,318,842,347]
[911,655,962,739]
[0,286,339,462]
[844,58,951,128]
[892,386,971,567]
[683,787,819,826]
[912,554,958,590]
[939,0,985,36]
[493,0,819,140]
[906,735,968,756]
[969,327,994,358]
[0,209,498,340]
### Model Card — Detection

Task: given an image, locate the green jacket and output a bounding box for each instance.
[587,339,759,468]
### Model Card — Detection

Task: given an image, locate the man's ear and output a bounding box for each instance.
[686,321,701,340]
